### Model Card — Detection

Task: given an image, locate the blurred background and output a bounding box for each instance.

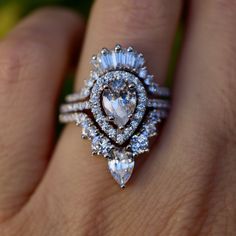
[0,0,93,37]
[0,0,182,132]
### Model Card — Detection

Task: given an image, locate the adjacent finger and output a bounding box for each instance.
[168,1,236,167]
[139,1,236,233]
[0,7,83,220]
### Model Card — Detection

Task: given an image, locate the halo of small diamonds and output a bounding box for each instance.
[90,71,147,144]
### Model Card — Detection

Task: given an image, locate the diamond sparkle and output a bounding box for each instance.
[90,71,147,144]
[102,80,136,128]
[108,149,134,188]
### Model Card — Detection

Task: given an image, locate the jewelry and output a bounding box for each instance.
[59,45,170,188]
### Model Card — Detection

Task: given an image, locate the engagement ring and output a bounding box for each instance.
[59,45,170,188]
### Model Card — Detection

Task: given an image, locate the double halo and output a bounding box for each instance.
[59,45,170,188]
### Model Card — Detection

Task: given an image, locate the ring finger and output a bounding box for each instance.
[36,0,182,231]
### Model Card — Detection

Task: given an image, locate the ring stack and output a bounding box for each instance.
[59,45,170,188]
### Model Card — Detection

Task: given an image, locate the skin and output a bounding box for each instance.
[0,0,236,235]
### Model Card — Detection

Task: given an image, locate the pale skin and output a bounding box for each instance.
[0,0,235,235]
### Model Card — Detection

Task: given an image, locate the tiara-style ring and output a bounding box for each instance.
[59,45,170,188]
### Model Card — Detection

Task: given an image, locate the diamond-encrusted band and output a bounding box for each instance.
[59,45,170,188]
[65,85,170,103]
[60,98,170,114]
[60,101,91,113]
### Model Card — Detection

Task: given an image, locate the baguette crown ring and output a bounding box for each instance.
[59,45,170,188]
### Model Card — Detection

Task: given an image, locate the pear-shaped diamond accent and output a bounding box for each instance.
[102,80,137,128]
[108,149,134,188]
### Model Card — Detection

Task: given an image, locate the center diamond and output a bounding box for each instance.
[102,79,137,128]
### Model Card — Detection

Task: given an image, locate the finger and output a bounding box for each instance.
[76,0,182,86]
[142,1,236,233]
[168,1,236,168]
[28,2,236,235]
[0,7,83,220]
[38,0,182,225]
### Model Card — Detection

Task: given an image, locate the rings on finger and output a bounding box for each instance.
[59,45,170,188]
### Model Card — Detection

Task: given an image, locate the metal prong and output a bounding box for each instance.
[128,114,133,119]
[103,84,109,90]
[101,48,109,55]
[127,46,134,52]
[115,44,122,52]
[138,53,144,59]
[91,55,97,60]
[133,153,138,158]
[126,145,131,151]
[108,116,114,121]
[92,151,97,156]
[120,179,125,189]
[104,153,110,158]
[81,134,87,139]
[128,83,135,89]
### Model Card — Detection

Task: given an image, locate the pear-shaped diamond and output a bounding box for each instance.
[102,80,136,128]
[108,149,134,188]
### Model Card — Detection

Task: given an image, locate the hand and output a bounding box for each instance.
[0,1,235,235]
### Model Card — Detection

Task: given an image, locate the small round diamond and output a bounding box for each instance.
[148,83,159,95]
[91,135,113,157]
[130,134,149,155]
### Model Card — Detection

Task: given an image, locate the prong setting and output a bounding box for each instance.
[115,44,122,52]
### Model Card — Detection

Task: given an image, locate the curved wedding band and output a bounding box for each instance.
[59,44,170,188]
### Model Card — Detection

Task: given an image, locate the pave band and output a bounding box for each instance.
[60,98,170,114]
[59,45,170,188]
[65,85,170,103]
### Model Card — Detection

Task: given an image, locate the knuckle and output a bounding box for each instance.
[0,42,22,86]
[212,0,236,12]
[207,0,236,26]
[98,0,164,33]
[0,34,51,86]
[31,6,82,25]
